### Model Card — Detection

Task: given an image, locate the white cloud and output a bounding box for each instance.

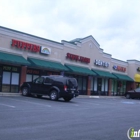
[0,0,140,61]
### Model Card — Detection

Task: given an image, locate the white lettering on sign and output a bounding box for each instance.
[94,59,109,68]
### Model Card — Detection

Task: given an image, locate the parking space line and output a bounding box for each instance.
[72,104,79,106]
[3,97,52,108]
[24,101,52,107]
[0,103,15,108]
[80,101,100,106]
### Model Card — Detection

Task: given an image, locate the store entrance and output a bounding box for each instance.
[0,67,2,92]
[2,65,20,93]
[97,78,102,95]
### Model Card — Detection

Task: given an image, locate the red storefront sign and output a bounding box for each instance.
[11,39,40,52]
[27,69,40,75]
[113,65,126,72]
[66,53,90,63]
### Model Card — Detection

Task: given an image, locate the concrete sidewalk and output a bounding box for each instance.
[77,95,125,99]
[0,92,21,96]
[0,92,125,99]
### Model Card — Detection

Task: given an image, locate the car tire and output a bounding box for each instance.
[126,94,130,99]
[63,97,72,102]
[22,87,29,96]
[50,90,58,101]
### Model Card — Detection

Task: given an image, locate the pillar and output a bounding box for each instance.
[20,66,27,86]
[87,76,91,95]
[108,79,112,96]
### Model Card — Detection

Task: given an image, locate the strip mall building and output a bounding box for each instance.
[0,26,140,96]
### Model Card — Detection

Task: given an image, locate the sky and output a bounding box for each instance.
[0,0,140,61]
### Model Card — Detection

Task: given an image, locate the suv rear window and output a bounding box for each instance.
[67,78,77,87]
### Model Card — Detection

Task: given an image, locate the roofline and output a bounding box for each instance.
[80,35,100,46]
[112,58,128,63]
[0,26,63,45]
[61,40,77,45]
[127,59,140,63]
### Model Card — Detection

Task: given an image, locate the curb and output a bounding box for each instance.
[77,95,125,99]
[0,93,21,96]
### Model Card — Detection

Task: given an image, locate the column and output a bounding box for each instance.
[20,66,27,86]
[108,79,112,96]
[87,76,91,95]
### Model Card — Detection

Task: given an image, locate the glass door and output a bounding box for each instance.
[97,78,102,95]
[2,66,20,93]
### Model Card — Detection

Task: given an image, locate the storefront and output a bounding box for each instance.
[0,26,138,95]
[0,51,30,93]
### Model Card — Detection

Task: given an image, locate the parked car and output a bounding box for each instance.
[20,75,79,102]
[125,87,140,99]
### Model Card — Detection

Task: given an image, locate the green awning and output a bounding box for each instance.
[92,69,116,78]
[0,51,30,65]
[28,58,68,71]
[65,64,96,75]
[112,73,133,81]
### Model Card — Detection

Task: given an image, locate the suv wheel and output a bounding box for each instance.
[50,90,58,101]
[126,94,130,99]
[22,87,29,96]
[63,97,72,102]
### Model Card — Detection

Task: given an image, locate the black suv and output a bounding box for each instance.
[20,75,79,102]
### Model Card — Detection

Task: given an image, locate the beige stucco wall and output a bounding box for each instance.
[127,60,140,81]
[0,26,140,81]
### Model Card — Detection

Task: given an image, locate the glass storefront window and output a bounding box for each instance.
[11,73,19,85]
[112,80,117,95]
[82,77,87,95]
[105,79,108,92]
[101,78,104,92]
[26,74,32,82]
[2,72,10,84]
[94,78,97,91]
[78,77,82,90]
[97,78,102,93]
[83,77,87,90]
[26,74,39,82]
[33,75,39,80]
[2,66,20,93]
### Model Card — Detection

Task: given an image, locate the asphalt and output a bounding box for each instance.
[0,96,139,140]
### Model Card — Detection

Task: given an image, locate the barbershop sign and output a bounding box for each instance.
[113,65,126,72]
[11,39,51,55]
[94,59,109,68]
[66,53,90,63]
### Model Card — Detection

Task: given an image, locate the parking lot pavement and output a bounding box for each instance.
[0,96,140,140]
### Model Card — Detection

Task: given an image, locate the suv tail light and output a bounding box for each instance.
[64,85,67,91]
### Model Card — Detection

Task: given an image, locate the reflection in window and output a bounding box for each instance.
[33,75,39,80]
[78,77,82,90]
[35,77,44,84]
